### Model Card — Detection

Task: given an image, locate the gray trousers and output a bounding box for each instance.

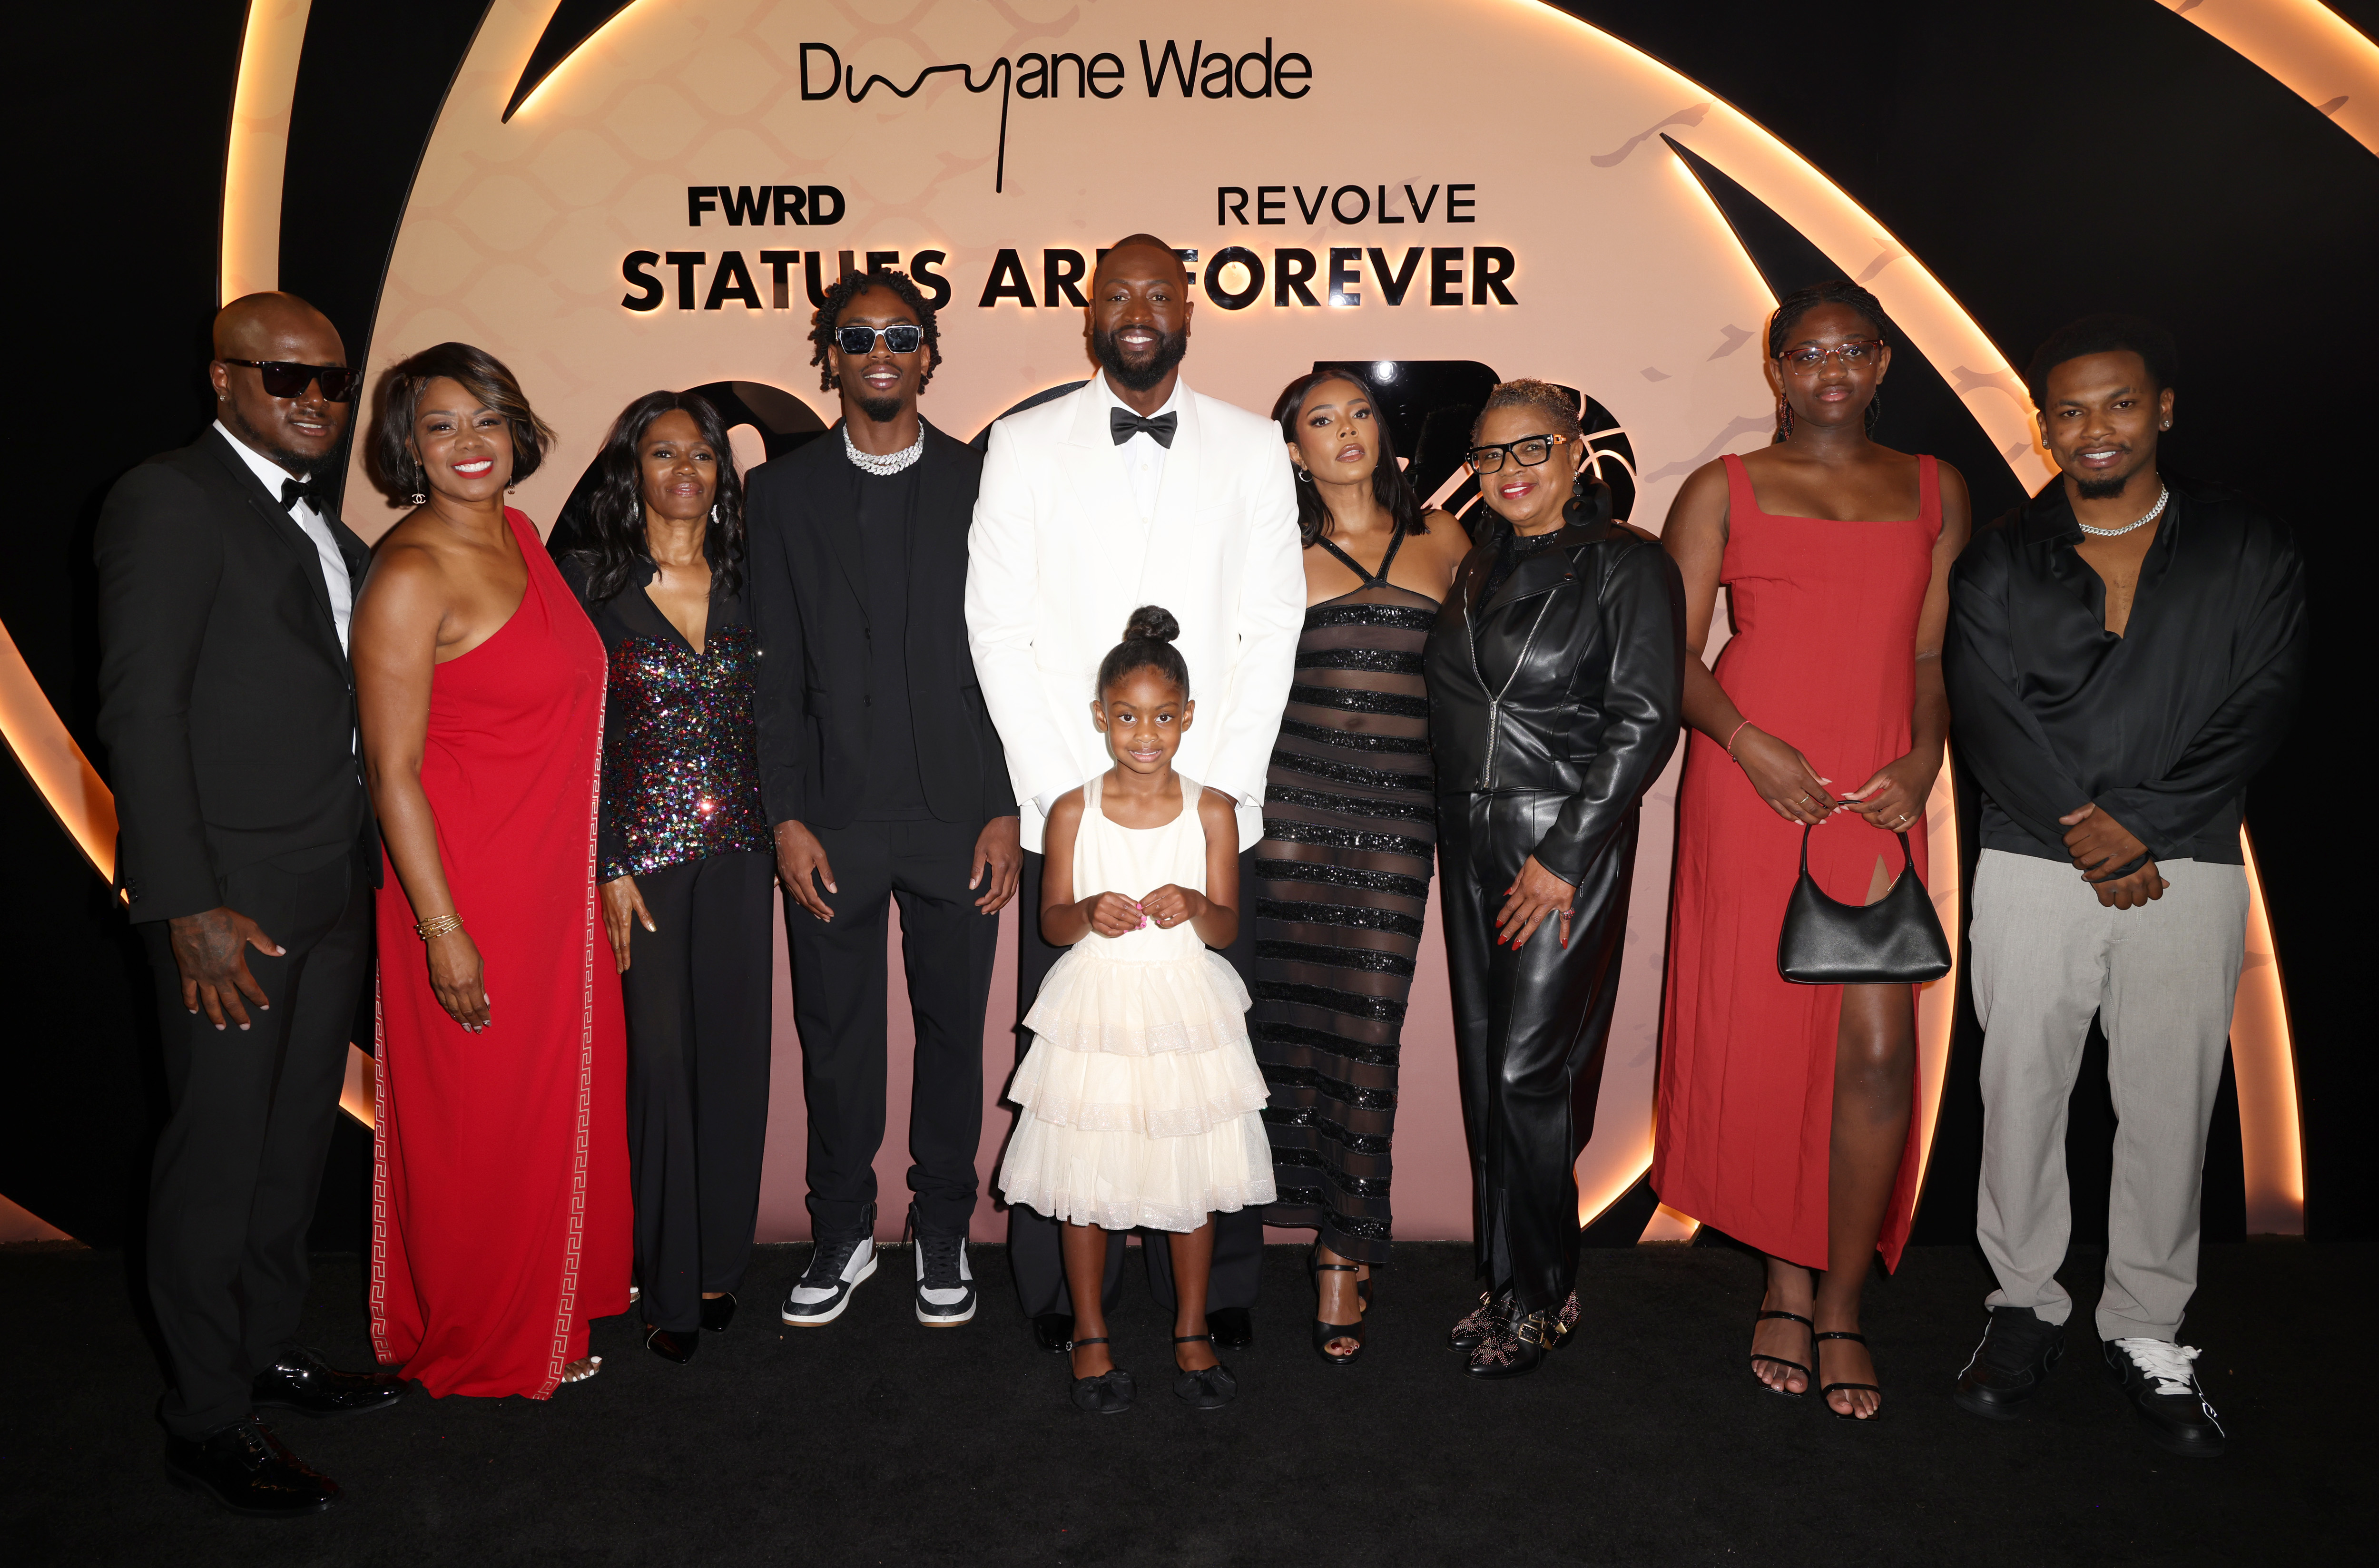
[1969,850,2246,1343]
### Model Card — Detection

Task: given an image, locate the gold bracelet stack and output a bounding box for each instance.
[414,912,464,941]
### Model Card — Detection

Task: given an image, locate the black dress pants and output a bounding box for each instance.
[620,851,775,1333]
[1438,794,1634,1315]
[1003,846,1267,1320]
[142,850,372,1439]
[786,818,999,1239]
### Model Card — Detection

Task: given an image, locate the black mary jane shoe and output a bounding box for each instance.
[645,1325,699,1364]
[1067,1338,1135,1414]
[1308,1248,1366,1366]
[1465,1307,1568,1381]
[166,1418,340,1517]
[1447,1290,1509,1353]
[1815,1330,1882,1420]
[699,1293,737,1333]
[1033,1312,1077,1356]
[1750,1307,1815,1398]
[1173,1335,1238,1410]
[251,1345,406,1419]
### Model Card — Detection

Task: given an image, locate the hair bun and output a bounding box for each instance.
[1123,605,1179,643]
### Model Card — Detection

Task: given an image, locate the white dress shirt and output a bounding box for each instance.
[1091,372,1183,524]
[215,420,353,652]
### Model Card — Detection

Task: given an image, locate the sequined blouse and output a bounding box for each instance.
[558,554,769,882]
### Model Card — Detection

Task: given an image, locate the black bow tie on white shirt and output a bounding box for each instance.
[1108,408,1178,448]
[279,476,331,514]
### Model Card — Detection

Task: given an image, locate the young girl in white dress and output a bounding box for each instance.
[998,607,1275,1414]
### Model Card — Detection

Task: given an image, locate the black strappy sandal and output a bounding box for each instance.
[1751,1308,1815,1398]
[1814,1330,1882,1420]
[1173,1334,1238,1409]
[1067,1337,1134,1415]
[1307,1245,1366,1366]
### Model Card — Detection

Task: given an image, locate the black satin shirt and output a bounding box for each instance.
[1943,473,2307,867]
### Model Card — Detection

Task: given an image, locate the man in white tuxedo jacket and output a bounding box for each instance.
[966,235,1303,1351]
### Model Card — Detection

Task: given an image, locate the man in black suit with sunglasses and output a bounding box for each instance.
[96,292,404,1518]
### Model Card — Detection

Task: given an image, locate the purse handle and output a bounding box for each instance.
[1799,804,1918,882]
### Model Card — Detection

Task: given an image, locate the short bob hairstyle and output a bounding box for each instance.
[366,341,556,504]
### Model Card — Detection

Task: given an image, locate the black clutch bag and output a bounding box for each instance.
[1776,820,1952,985]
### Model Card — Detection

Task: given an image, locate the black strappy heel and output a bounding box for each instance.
[1307,1245,1366,1366]
[1814,1330,1882,1420]
[1751,1308,1815,1398]
[1173,1334,1237,1409]
[1067,1337,1134,1415]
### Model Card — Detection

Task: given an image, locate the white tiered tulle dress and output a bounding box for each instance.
[1000,774,1276,1234]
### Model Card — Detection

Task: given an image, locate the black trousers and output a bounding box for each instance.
[621,852,775,1333]
[1439,794,1634,1315]
[786,818,999,1239]
[1003,846,1267,1320]
[142,850,372,1438]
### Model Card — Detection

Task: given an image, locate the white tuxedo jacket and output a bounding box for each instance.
[966,377,1304,853]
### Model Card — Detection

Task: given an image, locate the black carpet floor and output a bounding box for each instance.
[2,1240,2367,1566]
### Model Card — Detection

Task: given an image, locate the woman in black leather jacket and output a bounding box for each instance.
[1424,380,1686,1379]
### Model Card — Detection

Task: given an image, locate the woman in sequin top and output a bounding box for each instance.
[1252,368,1467,1366]
[556,390,773,1366]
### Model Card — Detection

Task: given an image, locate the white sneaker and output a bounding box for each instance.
[780,1228,877,1326]
[914,1228,977,1327]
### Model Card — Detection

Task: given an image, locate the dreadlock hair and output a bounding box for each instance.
[807,267,942,394]
[1272,366,1431,548]
[2024,313,2178,408]
[1095,606,1190,701]
[1766,279,1893,441]
[564,390,747,603]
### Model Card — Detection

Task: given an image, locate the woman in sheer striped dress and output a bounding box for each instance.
[1251,368,1467,1364]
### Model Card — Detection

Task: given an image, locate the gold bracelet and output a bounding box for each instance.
[414,912,464,941]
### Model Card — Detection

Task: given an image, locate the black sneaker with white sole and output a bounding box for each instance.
[913,1226,977,1326]
[781,1222,878,1327]
[2104,1337,2227,1458]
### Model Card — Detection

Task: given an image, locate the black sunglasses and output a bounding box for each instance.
[221,358,361,403]
[835,324,923,355]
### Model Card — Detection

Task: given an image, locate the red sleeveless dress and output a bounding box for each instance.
[371,509,632,1398]
[1653,455,1939,1272]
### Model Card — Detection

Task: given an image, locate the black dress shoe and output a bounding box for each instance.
[2104,1338,2227,1458]
[251,1345,406,1419]
[645,1325,699,1363]
[166,1418,339,1517]
[1207,1307,1255,1350]
[1953,1306,2064,1420]
[1032,1312,1076,1355]
[700,1293,737,1333]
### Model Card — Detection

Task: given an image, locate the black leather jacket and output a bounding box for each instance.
[1424,489,1688,884]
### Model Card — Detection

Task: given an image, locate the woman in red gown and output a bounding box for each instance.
[1654,282,1969,1419]
[353,343,632,1397]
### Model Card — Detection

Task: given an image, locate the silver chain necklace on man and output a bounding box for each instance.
[2076,481,2169,538]
[843,419,925,477]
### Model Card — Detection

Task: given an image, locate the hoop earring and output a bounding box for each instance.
[1774,396,1794,441]
[1293,466,1314,484]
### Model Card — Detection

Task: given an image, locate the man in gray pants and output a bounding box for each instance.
[1942,315,2306,1459]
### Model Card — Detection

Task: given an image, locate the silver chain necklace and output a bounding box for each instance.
[843,420,925,477]
[2077,482,2168,538]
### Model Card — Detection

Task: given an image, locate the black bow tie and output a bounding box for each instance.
[1108,408,1178,449]
[279,476,330,515]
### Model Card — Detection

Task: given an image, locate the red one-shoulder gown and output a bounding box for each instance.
[1653,455,1940,1272]
[371,509,632,1398]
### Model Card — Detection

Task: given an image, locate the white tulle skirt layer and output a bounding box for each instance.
[1001,948,1275,1234]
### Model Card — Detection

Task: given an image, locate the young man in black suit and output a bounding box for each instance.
[747,270,1022,1332]
[95,293,403,1517]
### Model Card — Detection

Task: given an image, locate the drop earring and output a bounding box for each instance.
[408,460,426,507]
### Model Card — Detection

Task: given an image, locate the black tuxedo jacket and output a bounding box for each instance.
[746,423,1011,830]
[94,428,373,923]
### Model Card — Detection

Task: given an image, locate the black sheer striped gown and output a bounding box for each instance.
[1251,523,1439,1266]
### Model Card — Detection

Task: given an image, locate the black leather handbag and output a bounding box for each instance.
[1776,821,1952,985]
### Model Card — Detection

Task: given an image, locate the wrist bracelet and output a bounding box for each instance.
[1724,718,1754,758]
[415,912,464,941]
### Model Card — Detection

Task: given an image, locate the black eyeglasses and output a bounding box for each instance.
[835,324,924,355]
[220,358,360,402]
[1775,340,1884,374]
[1465,433,1566,474]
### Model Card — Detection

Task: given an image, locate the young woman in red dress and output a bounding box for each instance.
[1653,282,1970,1419]
[353,343,632,1397]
